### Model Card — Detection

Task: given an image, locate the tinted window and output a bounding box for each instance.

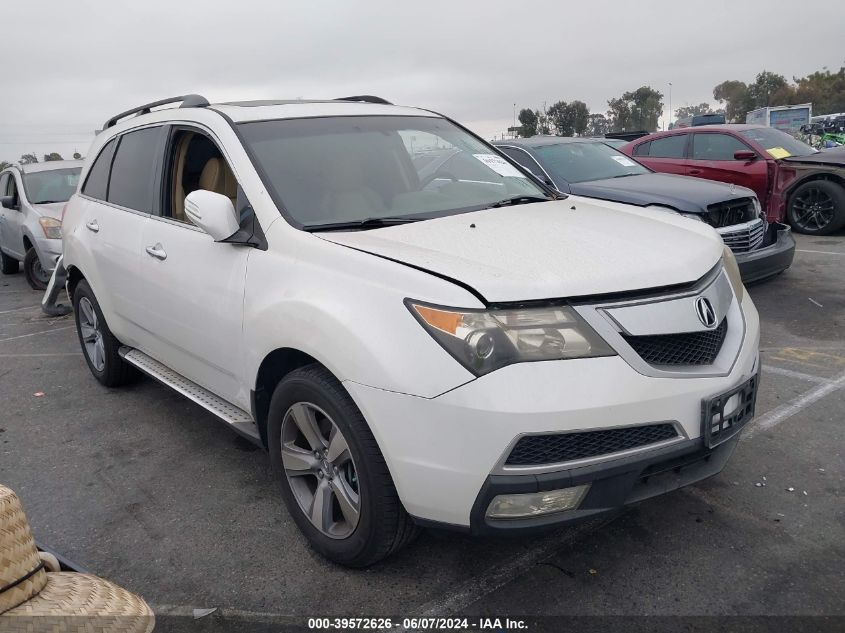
[499,147,544,178]
[0,174,7,196]
[647,135,687,158]
[632,141,651,156]
[691,133,750,160]
[108,127,163,212]
[82,139,117,200]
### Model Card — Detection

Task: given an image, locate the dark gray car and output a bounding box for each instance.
[493,137,795,283]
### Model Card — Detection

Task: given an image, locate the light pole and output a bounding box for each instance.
[668,82,673,129]
[513,103,517,137]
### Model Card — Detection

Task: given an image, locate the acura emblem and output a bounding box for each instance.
[695,297,717,328]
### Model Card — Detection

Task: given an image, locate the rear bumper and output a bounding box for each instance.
[735,222,795,284]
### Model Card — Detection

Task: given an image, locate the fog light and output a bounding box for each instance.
[486,484,590,519]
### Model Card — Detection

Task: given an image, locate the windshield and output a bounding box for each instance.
[238,116,548,228]
[22,167,81,204]
[739,128,817,159]
[534,142,650,184]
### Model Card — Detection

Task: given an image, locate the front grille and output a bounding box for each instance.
[718,218,766,253]
[622,318,727,366]
[704,198,756,228]
[506,424,679,466]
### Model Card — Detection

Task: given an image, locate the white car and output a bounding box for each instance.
[60,94,760,566]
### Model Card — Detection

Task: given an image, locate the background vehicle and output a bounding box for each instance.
[0,160,82,289]
[672,113,726,128]
[62,95,759,567]
[494,137,794,282]
[622,125,845,235]
[745,103,812,136]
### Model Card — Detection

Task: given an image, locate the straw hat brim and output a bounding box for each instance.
[0,572,154,633]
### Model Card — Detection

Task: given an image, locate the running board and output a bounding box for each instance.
[119,347,261,444]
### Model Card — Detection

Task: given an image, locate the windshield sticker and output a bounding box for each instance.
[766,147,792,159]
[610,155,637,167]
[473,154,526,178]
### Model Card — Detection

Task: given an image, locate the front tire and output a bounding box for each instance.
[72,279,136,387]
[1,251,18,275]
[787,180,845,235]
[23,248,49,291]
[268,365,419,567]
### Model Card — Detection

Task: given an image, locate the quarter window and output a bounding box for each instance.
[691,134,749,161]
[81,139,117,201]
[498,147,545,179]
[108,127,163,213]
[632,141,651,157]
[646,135,687,158]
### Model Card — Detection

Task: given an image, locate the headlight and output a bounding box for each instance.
[39,217,62,239]
[407,301,616,376]
[723,246,744,302]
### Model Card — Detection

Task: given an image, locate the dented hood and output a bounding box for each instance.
[318,196,724,303]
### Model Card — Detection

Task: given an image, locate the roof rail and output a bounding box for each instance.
[104,94,210,129]
[335,95,393,105]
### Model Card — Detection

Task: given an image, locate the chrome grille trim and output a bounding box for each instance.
[717,218,766,253]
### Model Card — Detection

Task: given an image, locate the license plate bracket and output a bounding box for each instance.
[701,372,759,448]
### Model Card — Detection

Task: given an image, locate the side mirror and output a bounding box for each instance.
[184,190,240,241]
[734,150,757,161]
[1,196,15,209]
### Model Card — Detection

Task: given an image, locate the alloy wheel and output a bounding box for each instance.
[78,297,105,372]
[281,402,360,539]
[791,187,835,232]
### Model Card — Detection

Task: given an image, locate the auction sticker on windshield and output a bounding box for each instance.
[473,153,526,178]
[611,155,637,167]
[766,147,792,159]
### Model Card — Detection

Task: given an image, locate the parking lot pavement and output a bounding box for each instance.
[0,231,843,629]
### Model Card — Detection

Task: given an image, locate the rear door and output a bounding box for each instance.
[687,132,768,199]
[77,127,163,346]
[629,133,689,176]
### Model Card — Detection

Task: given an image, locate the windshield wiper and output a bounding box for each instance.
[304,217,424,232]
[487,195,553,209]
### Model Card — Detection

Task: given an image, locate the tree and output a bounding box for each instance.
[675,102,720,121]
[749,71,792,108]
[0,161,11,171]
[794,66,845,116]
[547,101,573,136]
[518,108,538,137]
[713,80,752,122]
[607,86,664,132]
[569,100,590,136]
[43,152,63,162]
[19,153,38,165]
[585,113,609,137]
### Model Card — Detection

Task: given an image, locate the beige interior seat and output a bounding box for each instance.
[171,133,195,222]
[199,158,238,207]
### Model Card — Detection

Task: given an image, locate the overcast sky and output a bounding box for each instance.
[3,0,844,163]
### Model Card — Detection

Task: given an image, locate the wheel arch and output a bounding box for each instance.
[785,171,845,199]
[66,264,86,298]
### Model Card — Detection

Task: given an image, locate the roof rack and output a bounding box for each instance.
[104,94,210,129]
[334,95,393,105]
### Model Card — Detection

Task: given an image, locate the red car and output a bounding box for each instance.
[621,125,845,235]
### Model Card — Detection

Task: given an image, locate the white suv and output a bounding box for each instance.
[60,95,760,566]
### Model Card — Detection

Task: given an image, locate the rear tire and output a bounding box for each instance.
[23,248,49,291]
[787,180,845,235]
[268,365,420,567]
[1,251,18,275]
[72,279,136,387]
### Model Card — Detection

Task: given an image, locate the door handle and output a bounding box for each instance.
[688,169,702,175]
[145,243,167,261]
[85,220,100,233]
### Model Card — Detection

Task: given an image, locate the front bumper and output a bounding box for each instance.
[735,222,795,284]
[345,294,760,528]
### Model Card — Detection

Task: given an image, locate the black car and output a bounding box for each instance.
[493,136,795,283]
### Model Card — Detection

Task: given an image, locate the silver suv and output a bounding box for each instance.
[0,160,82,289]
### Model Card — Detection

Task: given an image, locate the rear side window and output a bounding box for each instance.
[82,139,117,200]
[647,135,687,158]
[108,127,163,213]
[691,133,749,160]
[632,141,651,156]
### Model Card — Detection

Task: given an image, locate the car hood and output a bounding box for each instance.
[31,202,65,220]
[317,196,723,303]
[781,151,845,167]
[569,173,756,214]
